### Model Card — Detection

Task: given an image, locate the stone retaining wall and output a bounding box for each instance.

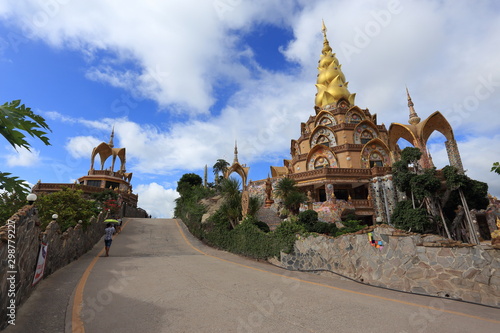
[279,225,500,307]
[0,204,147,329]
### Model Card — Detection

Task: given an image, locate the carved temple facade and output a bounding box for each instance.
[246,23,464,224]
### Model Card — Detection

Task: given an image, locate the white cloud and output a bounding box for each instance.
[65,136,101,159]
[0,0,297,115]
[3,146,40,167]
[135,182,180,218]
[429,135,500,198]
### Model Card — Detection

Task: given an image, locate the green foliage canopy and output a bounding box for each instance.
[391,200,431,233]
[0,100,51,194]
[177,173,203,195]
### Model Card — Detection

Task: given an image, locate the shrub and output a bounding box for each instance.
[271,220,306,254]
[310,221,338,235]
[391,200,431,233]
[298,210,319,228]
[35,187,99,231]
[333,218,365,236]
[246,215,271,233]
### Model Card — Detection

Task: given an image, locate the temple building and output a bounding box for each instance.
[247,23,464,225]
[78,128,134,193]
[32,129,138,208]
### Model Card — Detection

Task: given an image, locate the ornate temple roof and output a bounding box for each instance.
[315,21,356,108]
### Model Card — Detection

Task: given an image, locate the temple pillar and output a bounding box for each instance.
[445,139,464,174]
[326,183,335,202]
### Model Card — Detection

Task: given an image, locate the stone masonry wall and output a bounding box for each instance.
[0,204,147,329]
[279,225,500,307]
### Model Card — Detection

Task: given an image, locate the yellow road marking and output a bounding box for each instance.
[174,219,500,325]
[72,219,129,333]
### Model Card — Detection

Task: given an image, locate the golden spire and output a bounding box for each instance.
[406,87,421,125]
[315,22,356,108]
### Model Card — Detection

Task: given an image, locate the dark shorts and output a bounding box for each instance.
[104,239,112,247]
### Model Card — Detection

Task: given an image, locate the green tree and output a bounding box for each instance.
[0,191,25,225]
[0,100,51,194]
[213,159,229,185]
[35,187,99,231]
[176,173,203,196]
[392,147,445,236]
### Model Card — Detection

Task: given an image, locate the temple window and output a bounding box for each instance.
[348,113,362,124]
[87,180,101,187]
[317,135,330,147]
[369,152,383,167]
[314,156,330,169]
[361,130,373,144]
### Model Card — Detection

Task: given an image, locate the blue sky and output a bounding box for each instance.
[1,0,499,217]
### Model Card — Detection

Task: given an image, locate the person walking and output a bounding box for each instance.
[104,222,116,257]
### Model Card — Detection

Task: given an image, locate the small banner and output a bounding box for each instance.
[32,242,48,286]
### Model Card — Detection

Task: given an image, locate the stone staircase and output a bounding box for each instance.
[256,207,282,231]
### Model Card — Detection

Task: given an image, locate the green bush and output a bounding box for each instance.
[254,221,271,233]
[335,219,364,236]
[35,187,99,231]
[271,220,306,254]
[298,210,318,228]
[310,221,338,235]
[229,221,274,259]
[391,200,431,233]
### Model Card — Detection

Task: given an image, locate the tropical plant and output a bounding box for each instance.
[219,177,242,228]
[491,162,500,175]
[213,159,230,185]
[274,177,307,215]
[247,196,262,217]
[103,198,120,217]
[0,100,51,194]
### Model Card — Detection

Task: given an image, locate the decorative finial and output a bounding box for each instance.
[322,19,327,36]
[406,87,421,125]
[108,126,115,148]
[233,140,239,164]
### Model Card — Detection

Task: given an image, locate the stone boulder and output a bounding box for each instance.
[200,195,223,224]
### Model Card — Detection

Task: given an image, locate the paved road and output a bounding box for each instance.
[5,218,500,332]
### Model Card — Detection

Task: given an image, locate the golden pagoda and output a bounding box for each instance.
[247,23,464,225]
